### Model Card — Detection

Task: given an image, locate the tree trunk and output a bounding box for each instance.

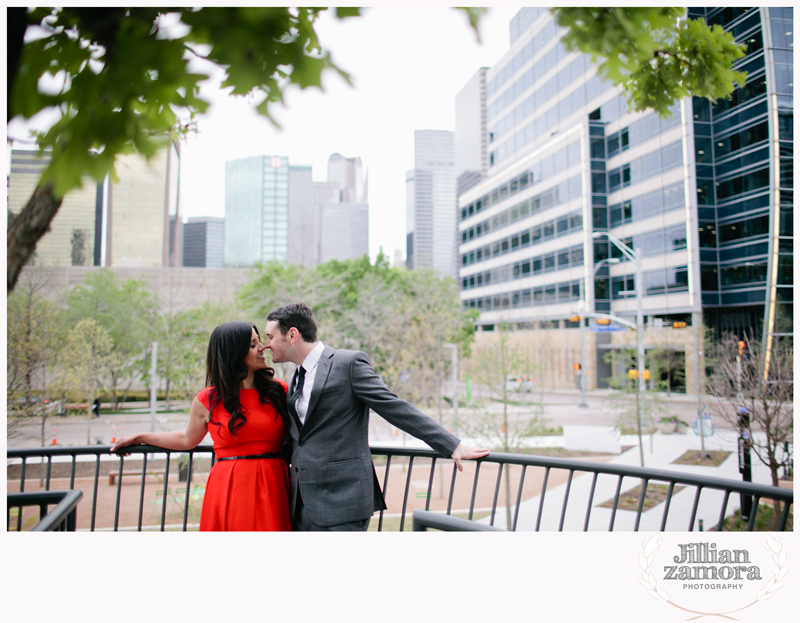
[7,183,64,293]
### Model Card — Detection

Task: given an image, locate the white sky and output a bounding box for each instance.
[7,5,522,265]
[178,6,521,263]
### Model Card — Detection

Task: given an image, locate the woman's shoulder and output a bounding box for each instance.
[274,378,288,392]
[195,386,216,409]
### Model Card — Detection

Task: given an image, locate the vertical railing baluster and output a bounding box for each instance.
[660,482,676,532]
[512,465,527,532]
[535,467,550,532]
[378,454,392,532]
[489,462,503,527]
[583,473,598,532]
[17,458,27,532]
[424,458,437,512]
[468,460,482,520]
[446,463,458,515]
[609,476,624,532]
[633,479,649,532]
[746,496,761,531]
[45,454,53,491]
[558,470,575,532]
[161,453,171,531]
[715,489,731,532]
[69,455,76,490]
[113,455,125,531]
[779,499,790,531]
[182,452,195,531]
[137,454,148,532]
[399,456,415,532]
[688,486,703,531]
[90,454,101,532]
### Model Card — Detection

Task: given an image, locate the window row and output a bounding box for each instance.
[718,213,770,245]
[716,167,770,201]
[489,53,589,135]
[461,177,582,245]
[712,120,768,160]
[460,145,579,221]
[463,279,583,311]
[602,104,682,159]
[487,14,558,100]
[709,74,767,117]
[701,262,769,290]
[607,181,685,227]
[607,141,683,193]
[461,244,584,291]
[489,74,611,167]
[610,266,689,298]
[461,214,583,268]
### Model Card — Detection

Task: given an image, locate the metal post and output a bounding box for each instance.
[149,342,158,433]
[635,248,645,467]
[578,292,588,407]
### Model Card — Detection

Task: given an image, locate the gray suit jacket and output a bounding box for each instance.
[287,345,460,527]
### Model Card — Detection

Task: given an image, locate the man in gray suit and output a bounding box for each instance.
[264,302,489,531]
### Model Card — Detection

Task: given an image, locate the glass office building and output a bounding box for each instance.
[224,155,289,267]
[457,7,792,344]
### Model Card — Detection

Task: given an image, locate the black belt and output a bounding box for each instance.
[216,452,283,462]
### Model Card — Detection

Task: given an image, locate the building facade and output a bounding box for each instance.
[456,7,793,389]
[455,67,489,196]
[406,130,457,277]
[183,217,224,268]
[224,155,289,267]
[8,149,102,267]
[8,144,181,268]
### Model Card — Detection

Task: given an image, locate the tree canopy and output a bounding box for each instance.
[552,7,748,117]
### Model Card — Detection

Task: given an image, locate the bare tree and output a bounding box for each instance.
[706,334,793,491]
[461,322,546,530]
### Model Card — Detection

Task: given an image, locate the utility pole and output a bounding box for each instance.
[149,342,158,433]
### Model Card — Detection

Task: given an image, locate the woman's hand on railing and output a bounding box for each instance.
[110,434,140,456]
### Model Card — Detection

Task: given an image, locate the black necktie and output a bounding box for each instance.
[288,366,306,422]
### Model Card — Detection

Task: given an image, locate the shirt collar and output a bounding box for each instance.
[300,341,325,372]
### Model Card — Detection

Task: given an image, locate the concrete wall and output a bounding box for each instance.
[17,266,253,314]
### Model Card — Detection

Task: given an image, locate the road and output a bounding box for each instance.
[7,389,734,449]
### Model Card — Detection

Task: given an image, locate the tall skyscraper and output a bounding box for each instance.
[8,149,102,267]
[455,67,489,196]
[406,130,457,277]
[327,153,367,203]
[8,144,180,268]
[287,164,317,267]
[183,217,224,268]
[456,7,792,388]
[224,155,289,267]
[107,142,181,268]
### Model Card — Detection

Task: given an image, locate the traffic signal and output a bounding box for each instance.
[627,369,651,380]
[595,318,610,325]
[568,315,582,322]
[672,321,687,328]
[738,341,745,356]
[573,363,581,371]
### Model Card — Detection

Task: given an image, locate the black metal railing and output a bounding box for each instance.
[412,509,504,531]
[6,444,793,532]
[7,490,84,531]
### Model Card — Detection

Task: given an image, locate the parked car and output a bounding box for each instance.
[505,374,533,393]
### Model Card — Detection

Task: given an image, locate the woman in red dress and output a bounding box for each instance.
[111,321,291,531]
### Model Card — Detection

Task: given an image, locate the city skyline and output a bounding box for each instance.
[6,6,520,266]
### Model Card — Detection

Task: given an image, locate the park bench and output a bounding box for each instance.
[108,470,163,485]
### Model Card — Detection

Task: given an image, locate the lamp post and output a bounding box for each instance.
[577,257,622,407]
[592,232,646,467]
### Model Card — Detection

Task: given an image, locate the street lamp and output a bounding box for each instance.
[592,231,647,467]
[576,257,621,407]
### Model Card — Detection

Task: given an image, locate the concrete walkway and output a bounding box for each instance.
[477,427,784,532]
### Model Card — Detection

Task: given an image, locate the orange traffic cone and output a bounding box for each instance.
[111,433,116,444]
[51,428,57,446]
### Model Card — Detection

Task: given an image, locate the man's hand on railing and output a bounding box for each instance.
[451,443,490,471]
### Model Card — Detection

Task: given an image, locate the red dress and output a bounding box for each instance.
[197,384,291,531]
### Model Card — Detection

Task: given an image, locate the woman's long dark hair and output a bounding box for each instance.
[205,321,288,436]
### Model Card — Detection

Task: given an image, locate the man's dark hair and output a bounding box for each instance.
[266,302,318,343]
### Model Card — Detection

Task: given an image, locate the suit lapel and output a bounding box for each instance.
[303,345,334,426]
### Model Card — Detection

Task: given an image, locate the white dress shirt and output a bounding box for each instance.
[294,341,325,424]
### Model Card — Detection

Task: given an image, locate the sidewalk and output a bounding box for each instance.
[477,427,780,532]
